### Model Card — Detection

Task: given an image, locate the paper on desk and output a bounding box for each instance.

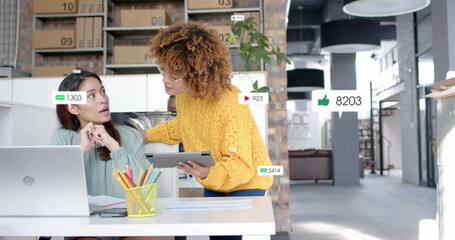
[88,195,126,207]
[165,199,252,210]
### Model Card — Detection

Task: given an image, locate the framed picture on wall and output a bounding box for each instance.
[292,113,302,124]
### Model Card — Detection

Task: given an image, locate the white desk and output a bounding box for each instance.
[0,197,275,240]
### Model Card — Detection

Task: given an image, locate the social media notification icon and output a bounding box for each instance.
[238,93,269,104]
[312,90,370,118]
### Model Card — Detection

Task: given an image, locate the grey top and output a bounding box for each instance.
[51,125,150,198]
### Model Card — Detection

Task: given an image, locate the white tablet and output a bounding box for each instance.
[146,151,215,168]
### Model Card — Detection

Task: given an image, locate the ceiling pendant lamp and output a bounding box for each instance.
[287,69,325,92]
[320,19,381,53]
[343,0,430,17]
[288,92,312,101]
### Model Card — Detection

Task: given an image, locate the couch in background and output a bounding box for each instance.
[289,149,332,182]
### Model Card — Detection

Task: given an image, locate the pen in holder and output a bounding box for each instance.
[125,183,158,217]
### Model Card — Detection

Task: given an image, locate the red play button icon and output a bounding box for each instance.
[244,96,249,101]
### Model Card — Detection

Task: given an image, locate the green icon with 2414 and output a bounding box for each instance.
[55,95,65,101]
[318,95,329,106]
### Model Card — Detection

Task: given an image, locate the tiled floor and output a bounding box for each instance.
[288,170,438,240]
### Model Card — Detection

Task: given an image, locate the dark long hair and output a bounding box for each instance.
[56,71,120,160]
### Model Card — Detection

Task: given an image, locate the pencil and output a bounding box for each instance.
[118,170,136,188]
[112,171,129,190]
[136,169,144,186]
[151,169,162,184]
[141,165,153,186]
[146,169,157,186]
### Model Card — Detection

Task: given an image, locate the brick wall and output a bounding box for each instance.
[264,0,291,233]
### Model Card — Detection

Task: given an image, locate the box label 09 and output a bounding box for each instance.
[52,91,87,105]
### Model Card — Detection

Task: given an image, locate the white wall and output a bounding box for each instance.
[0,105,12,145]
[287,100,324,150]
[382,109,403,169]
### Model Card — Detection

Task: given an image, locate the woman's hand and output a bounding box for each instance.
[176,160,210,179]
[91,124,120,152]
[80,122,120,153]
[80,122,97,153]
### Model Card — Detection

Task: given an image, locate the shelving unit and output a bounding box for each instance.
[31,0,264,75]
[102,0,186,74]
[32,9,106,75]
[358,119,375,173]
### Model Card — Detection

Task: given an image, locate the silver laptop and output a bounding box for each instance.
[0,145,91,217]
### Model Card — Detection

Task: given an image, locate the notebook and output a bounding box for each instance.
[0,145,94,217]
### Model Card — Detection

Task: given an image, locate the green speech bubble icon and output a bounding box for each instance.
[260,168,267,173]
[55,95,65,101]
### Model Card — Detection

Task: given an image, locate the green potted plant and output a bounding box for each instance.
[227,16,290,93]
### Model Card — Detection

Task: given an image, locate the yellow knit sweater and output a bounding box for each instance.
[146,85,273,192]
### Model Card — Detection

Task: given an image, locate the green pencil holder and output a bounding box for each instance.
[125,183,158,217]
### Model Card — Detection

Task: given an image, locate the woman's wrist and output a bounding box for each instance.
[106,141,120,152]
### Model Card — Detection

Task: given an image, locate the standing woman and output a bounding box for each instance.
[145,23,273,239]
[51,71,150,200]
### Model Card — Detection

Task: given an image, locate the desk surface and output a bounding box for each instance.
[0,196,275,237]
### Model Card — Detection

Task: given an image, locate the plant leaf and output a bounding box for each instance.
[253,80,259,90]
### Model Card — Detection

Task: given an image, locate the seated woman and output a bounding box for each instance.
[51,71,155,240]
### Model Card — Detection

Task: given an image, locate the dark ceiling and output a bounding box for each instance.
[286,0,397,68]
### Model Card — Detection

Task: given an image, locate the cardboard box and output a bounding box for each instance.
[93,17,103,48]
[33,30,75,49]
[233,11,261,32]
[114,46,154,64]
[34,0,78,14]
[188,0,233,10]
[76,17,85,48]
[94,0,103,12]
[210,25,232,44]
[87,0,95,13]
[78,0,87,13]
[120,9,171,27]
[34,66,83,77]
[84,17,93,48]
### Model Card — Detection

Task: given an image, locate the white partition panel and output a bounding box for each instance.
[231,71,268,146]
[12,77,61,109]
[11,105,59,146]
[100,74,148,112]
[146,74,168,112]
[0,78,13,102]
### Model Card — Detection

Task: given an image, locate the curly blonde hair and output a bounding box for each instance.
[150,23,232,98]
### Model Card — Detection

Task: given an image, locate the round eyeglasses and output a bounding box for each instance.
[157,65,182,85]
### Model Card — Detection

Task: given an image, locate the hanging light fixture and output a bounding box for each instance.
[320,19,381,53]
[287,69,324,92]
[288,92,312,100]
[343,0,430,17]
